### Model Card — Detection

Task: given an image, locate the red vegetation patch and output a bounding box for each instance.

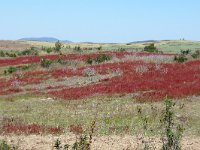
[1,123,63,135]
[69,124,83,135]
[0,51,199,101]
[48,60,200,101]
[0,51,173,67]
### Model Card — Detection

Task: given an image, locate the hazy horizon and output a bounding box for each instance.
[1,0,200,43]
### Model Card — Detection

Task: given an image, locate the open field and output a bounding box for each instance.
[1,40,200,149]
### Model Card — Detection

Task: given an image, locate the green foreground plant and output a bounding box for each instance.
[162,99,184,150]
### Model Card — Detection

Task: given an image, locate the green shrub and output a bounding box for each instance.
[40,58,52,68]
[180,49,191,55]
[95,54,111,63]
[144,43,158,53]
[174,55,187,63]
[19,47,38,56]
[191,50,200,59]
[73,46,81,52]
[72,135,90,150]
[4,66,17,74]
[5,52,17,57]
[54,135,90,150]
[97,46,102,51]
[21,65,30,70]
[86,57,93,65]
[55,41,62,53]
[0,51,6,57]
[0,140,11,150]
[42,46,54,54]
[56,58,68,65]
[161,99,184,150]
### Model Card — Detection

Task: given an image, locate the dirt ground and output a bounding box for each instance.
[0,134,200,150]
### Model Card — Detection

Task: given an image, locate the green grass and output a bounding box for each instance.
[1,94,200,136]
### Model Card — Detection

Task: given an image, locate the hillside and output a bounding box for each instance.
[19,37,72,43]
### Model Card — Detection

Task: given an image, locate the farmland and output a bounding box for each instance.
[1,40,200,149]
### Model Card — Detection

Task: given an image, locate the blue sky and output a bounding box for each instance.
[0,0,200,43]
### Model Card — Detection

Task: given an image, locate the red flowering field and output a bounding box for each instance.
[0,50,199,102]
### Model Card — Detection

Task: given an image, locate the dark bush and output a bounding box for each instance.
[144,43,158,53]
[42,46,54,54]
[55,41,62,53]
[95,54,111,63]
[19,47,38,56]
[174,55,187,63]
[97,46,102,50]
[74,46,81,52]
[191,50,200,59]
[86,57,93,65]
[56,58,68,65]
[40,58,52,68]
[180,49,191,55]
[4,67,17,75]
[0,51,5,57]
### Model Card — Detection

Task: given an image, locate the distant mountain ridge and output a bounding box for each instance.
[19,37,72,43]
[128,40,160,44]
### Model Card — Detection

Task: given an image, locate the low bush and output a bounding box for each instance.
[0,140,11,150]
[0,140,17,150]
[0,51,5,57]
[180,49,191,55]
[55,41,62,53]
[18,47,38,56]
[86,57,93,65]
[95,54,111,63]
[144,43,158,53]
[40,58,52,68]
[4,66,17,74]
[97,46,102,51]
[73,46,81,52]
[56,58,68,65]
[0,51,17,57]
[42,46,54,54]
[174,55,187,63]
[191,50,200,59]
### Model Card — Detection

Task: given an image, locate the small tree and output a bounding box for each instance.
[55,41,62,53]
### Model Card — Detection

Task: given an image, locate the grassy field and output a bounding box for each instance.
[1,95,200,136]
[1,40,200,149]
[21,40,200,54]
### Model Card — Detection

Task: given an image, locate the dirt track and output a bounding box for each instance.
[1,134,200,150]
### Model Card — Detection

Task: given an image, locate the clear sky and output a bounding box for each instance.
[0,0,200,43]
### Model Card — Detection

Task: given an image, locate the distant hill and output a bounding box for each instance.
[19,37,72,43]
[128,40,160,44]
